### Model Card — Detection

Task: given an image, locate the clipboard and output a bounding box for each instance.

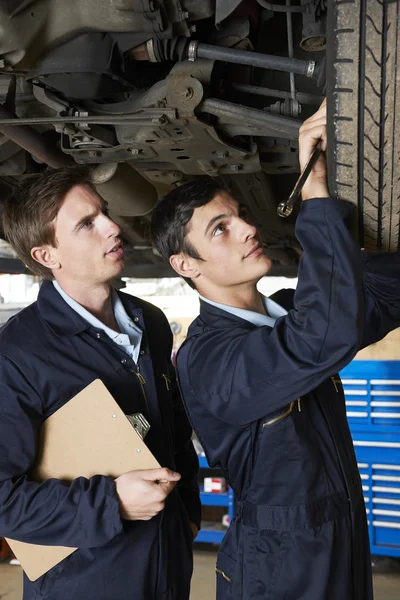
[6,379,160,581]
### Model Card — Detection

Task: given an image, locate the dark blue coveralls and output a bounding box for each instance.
[177,198,400,600]
[0,282,201,600]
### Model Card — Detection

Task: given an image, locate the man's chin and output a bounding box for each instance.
[236,260,274,286]
[252,256,273,280]
[106,259,125,281]
[262,257,273,276]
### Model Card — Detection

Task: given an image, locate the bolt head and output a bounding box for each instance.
[182,87,194,100]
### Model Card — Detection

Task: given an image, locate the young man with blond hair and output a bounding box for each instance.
[0,168,200,600]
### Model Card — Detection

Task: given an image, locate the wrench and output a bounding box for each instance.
[277,143,322,218]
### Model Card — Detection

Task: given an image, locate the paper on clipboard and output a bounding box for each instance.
[6,379,160,581]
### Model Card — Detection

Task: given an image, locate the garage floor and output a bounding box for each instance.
[0,550,399,599]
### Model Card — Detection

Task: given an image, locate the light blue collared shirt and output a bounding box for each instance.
[199,294,288,328]
[53,281,143,364]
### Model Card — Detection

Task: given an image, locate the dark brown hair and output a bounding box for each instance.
[2,166,95,279]
[150,177,226,289]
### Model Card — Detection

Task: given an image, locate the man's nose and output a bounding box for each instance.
[101,214,121,238]
[237,216,257,242]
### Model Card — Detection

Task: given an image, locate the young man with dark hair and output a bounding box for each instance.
[151,102,400,599]
[0,167,200,600]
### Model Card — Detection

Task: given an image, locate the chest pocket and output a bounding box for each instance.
[262,398,302,428]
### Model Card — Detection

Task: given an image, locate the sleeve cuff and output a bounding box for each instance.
[105,477,124,537]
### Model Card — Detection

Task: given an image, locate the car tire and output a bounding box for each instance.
[327,0,400,251]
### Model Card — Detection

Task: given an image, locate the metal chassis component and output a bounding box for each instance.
[0,104,72,168]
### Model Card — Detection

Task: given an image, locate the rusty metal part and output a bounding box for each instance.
[91,162,119,184]
[114,104,261,178]
[0,110,176,127]
[95,162,157,217]
[300,0,326,52]
[126,42,150,61]
[0,105,72,168]
[0,105,157,220]
[165,73,204,118]
[107,66,261,179]
[198,98,301,140]
[0,1,185,70]
[228,82,323,106]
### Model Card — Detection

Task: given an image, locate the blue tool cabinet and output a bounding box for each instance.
[340,360,400,558]
[196,455,234,544]
[196,360,400,558]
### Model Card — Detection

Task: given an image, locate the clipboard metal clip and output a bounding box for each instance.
[126,413,151,440]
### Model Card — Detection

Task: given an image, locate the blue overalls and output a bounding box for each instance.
[0,282,200,600]
[177,198,400,599]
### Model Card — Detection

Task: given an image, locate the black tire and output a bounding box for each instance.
[327,0,400,251]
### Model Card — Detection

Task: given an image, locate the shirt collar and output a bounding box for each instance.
[37,280,91,335]
[199,294,287,328]
[52,280,140,340]
[53,280,116,337]
[36,280,144,337]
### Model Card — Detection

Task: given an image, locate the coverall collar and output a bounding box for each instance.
[37,280,143,336]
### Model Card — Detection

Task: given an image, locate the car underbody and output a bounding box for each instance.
[0,1,333,277]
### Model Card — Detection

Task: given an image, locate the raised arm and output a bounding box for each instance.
[359,250,400,350]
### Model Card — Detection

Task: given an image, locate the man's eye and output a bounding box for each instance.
[213,224,225,237]
[103,207,110,217]
[81,220,93,230]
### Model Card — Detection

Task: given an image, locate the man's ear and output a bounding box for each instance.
[31,245,61,271]
[170,253,200,281]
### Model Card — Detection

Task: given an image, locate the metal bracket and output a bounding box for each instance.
[126,412,151,440]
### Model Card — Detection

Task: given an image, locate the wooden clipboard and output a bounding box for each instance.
[6,379,160,581]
